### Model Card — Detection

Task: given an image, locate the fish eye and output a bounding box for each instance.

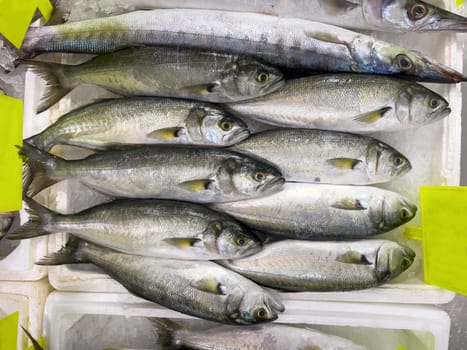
[254,171,267,182]
[395,54,414,72]
[400,208,411,220]
[235,235,249,246]
[257,72,270,83]
[429,99,440,109]
[219,119,234,131]
[255,307,268,319]
[400,258,411,270]
[393,156,404,166]
[408,3,428,20]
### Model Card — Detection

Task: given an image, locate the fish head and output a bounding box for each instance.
[226,58,284,99]
[226,288,284,325]
[375,241,416,281]
[364,0,467,32]
[218,157,284,197]
[395,84,450,126]
[186,106,250,146]
[204,220,262,259]
[366,141,411,182]
[371,41,467,82]
[368,193,417,232]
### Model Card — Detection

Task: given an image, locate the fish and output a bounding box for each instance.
[47,0,467,33]
[218,239,415,292]
[25,97,250,151]
[19,9,466,83]
[37,236,285,324]
[19,143,284,203]
[0,212,16,239]
[21,46,284,113]
[211,182,417,239]
[230,128,411,185]
[9,198,262,260]
[225,74,451,132]
[149,318,368,349]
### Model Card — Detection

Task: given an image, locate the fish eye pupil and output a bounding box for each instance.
[257,72,269,83]
[409,3,427,20]
[430,99,439,108]
[396,55,413,71]
[255,171,265,181]
[256,308,266,318]
[220,119,233,131]
[394,157,403,166]
[400,208,409,219]
[236,236,246,246]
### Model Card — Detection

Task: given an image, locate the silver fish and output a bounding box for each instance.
[20,144,284,203]
[211,183,417,239]
[25,98,250,151]
[0,212,16,239]
[150,318,368,349]
[20,9,466,83]
[225,75,451,132]
[219,239,415,291]
[37,236,285,324]
[47,0,467,33]
[230,129,411,185]
[22,46,284,113]
[10,198,262,260]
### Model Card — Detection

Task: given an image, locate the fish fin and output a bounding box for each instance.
[353,107,392,124]
[8,197,56,240]
[326,158,362,170]
[336,251,372,265]
[36,235,85,265]
[192,277,226,295]
[318,0,359,15]
[177,179,212,192]
[162,237,202,249]
[147,127,183,141]
[182,82,220,96]
[331,198,366,210]
[18,143,63,197]
[17,59,73,113]
[21,326,44,350]
[305,31,345,45]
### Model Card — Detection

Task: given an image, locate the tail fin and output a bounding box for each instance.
[149,318,181,348]
[18,143,63,196]
[21,326,44,350]
[24,134,51,152]
[18,59,73,113]
[36,235,85,265]
[8,198,56,240]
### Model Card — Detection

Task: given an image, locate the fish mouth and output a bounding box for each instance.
[260,177,285,193]
[263,76,286,93]
[423,57,467,83]
[227,129,251,145]
[424,10,467,32]
[395,161,412,178]
[431,105,452,122]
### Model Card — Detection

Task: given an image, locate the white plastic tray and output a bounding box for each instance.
[21,1,461,303]
[43,291,451,350]
[0,279,52,349]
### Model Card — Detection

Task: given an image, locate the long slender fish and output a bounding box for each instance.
[20,144,284,203]
[20,9,466,83]
[211,183,417,239]
[47,0,467,33]
[225,74,451,132]
[150,318,368,349]
[230,129,411,185]
[10,198,262,260]
[219,239,415,291]
[25,98,250,151]
[38,236,284,324]
[22,46,284,112]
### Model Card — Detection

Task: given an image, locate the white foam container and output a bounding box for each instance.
[43,291,451,350]
[0,279,52,349]
[22,1,462,303]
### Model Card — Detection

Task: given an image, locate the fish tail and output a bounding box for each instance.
[149,318,182,347]
[18,59,74,113]
[24,133,53,152]
[19,143,63,197]
[20,326,44,350]
[36,235,86,265]
[8,197,57,240]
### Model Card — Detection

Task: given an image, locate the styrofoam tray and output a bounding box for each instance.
[22,1,461,303]
[0,279,52,349]
[43,291,450,350]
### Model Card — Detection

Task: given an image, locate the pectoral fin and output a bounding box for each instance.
[178,179,213,192]
[331,198,366,210]
[163,237,202,248]
[354,107,392,124]
[318,0,359,14]
[336,251,372,265]
[327,158,362,170]
[147,127,183,141]
[192,277,226,295]
[183,83,220,96]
